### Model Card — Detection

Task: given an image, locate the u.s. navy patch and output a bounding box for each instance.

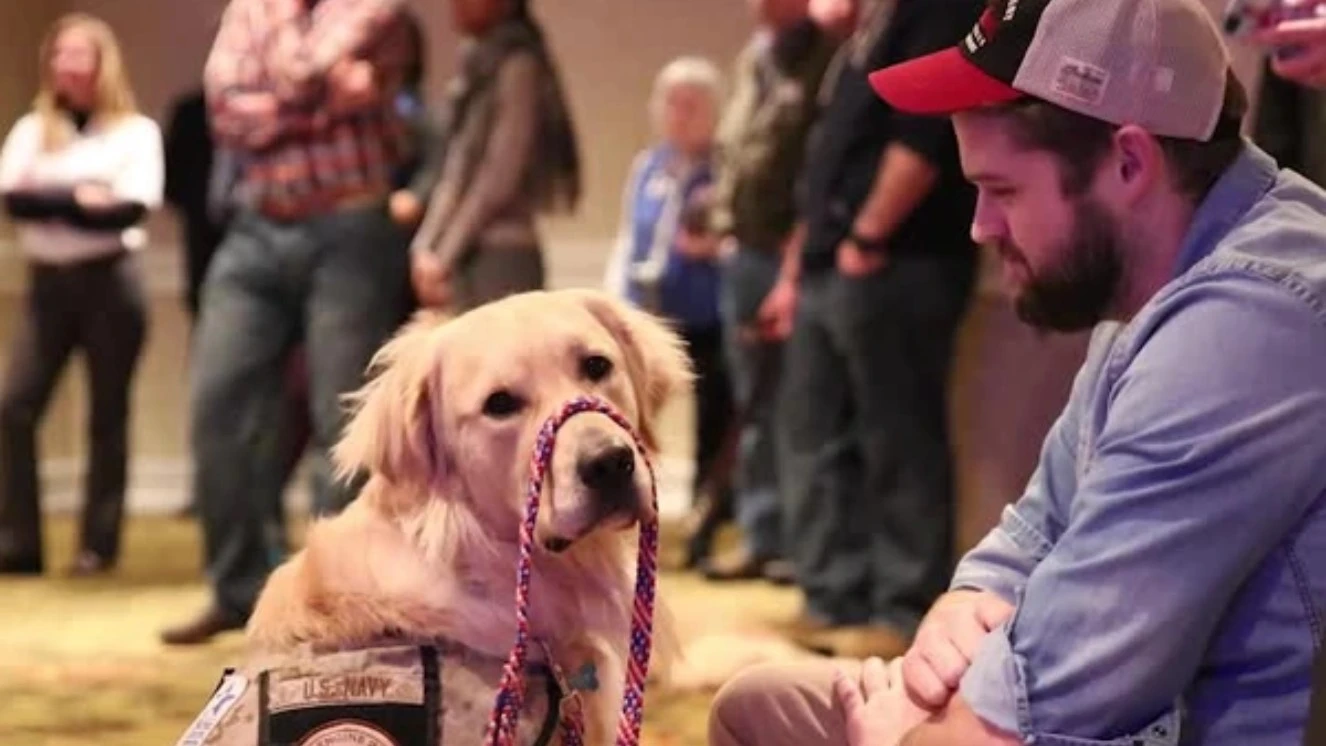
[176,671,249,746]
[297,720,397,746]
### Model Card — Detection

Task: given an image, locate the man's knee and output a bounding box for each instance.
[710,664,789,746]
[709,660,851,746]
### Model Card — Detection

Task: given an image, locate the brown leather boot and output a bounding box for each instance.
[160,606,245,646]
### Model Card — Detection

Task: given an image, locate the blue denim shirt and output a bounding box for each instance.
[954,144,1326,745]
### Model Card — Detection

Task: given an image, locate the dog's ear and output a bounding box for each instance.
[574,290,695,450]
[333,312,449,490]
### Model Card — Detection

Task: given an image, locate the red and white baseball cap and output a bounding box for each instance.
[868,0,1233,141]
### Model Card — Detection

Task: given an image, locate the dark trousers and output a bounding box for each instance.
[182,211,311,525]
[191,204,411,621]
[778,254,975,632]
[720,245,785,559]
[0,252,147,566]
[682,324,734,501]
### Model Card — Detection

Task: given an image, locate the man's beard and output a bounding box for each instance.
[999,198,1124,333]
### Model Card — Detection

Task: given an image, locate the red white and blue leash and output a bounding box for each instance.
[485,396,660,746]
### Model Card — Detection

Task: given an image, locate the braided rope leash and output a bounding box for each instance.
[485,396,660,746]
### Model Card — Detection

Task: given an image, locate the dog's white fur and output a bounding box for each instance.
[244,289,693,745]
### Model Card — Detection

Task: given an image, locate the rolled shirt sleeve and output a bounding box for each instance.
[958,278,1326,743]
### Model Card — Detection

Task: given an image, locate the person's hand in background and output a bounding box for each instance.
[809,0,860,38]
[676,228,722,261]
[328,59,379,113]
[836,238,887,277]
[73,182,116,209]
[755,278,797,340]
[227,93,280,149]
[1253,0,1326,88]
[410,251,452,309]
[389,190,424,227]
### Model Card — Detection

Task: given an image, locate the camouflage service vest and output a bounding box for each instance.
[174,640,566,746]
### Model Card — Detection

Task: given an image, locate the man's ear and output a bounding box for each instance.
[333,312,449,491]
[1110,124,1166,203]
[573,290,695,451]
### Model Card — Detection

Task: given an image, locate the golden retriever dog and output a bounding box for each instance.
[242,289,692,745]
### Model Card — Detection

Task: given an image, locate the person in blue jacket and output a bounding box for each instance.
[604,55,734,517]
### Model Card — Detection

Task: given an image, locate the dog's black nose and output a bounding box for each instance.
[577,445,636,493]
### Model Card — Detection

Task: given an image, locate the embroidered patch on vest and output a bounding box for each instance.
[259,647,439,746]
[296,719,398,746]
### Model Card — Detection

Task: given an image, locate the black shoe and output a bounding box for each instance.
[0,554,43,576]
[160,606,246,646]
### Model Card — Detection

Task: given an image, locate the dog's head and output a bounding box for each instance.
[333,289,693,553]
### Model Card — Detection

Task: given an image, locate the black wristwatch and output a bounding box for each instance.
[849,230,890,254]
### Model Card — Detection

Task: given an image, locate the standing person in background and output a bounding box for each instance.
[0,13,162,577]
[161,0,416,646]
[410,0,582,313]
[164,85,228,324]
[266,7,442,539]
[698,0,838,585]
[603,56,735,526]
[768,0,983,659]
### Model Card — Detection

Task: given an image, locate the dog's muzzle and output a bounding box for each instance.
[541,435,647,553]
[576,444,636,507]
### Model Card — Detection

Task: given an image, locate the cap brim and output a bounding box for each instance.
[869,47,1024,115]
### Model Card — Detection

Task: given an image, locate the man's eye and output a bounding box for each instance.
[482,390,525,418]
[581,354,613,382]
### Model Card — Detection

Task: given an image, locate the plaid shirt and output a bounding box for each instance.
[204,0,412,221]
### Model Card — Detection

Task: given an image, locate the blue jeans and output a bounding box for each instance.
[190,204,411,621]
[720,245,785,560]
[777,254,975,632]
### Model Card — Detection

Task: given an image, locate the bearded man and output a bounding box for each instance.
[708,0,1326,744]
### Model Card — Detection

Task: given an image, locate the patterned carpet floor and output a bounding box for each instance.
[0,515,811,746]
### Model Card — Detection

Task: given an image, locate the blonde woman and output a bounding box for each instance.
[0,14,162,576]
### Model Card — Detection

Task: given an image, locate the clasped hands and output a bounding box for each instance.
[229,58,379,149]
[833,590,1013,746]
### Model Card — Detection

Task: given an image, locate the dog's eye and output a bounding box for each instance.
[482,390,526,418]
[581,354,613,382]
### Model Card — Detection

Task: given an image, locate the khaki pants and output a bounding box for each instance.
[709,659,865,746]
